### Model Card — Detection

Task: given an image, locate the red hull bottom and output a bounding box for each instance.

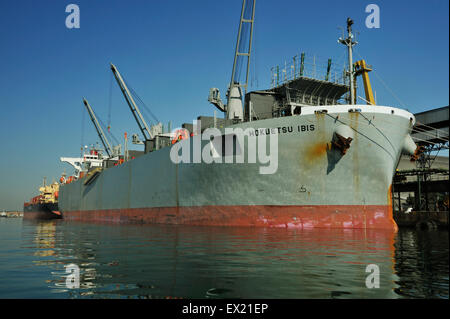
[62,205,398,230]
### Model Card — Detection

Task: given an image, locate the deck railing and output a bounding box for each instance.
[270,53,348,88]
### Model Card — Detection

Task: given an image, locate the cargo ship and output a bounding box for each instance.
[56,1,419,230]
[23,178,61,220]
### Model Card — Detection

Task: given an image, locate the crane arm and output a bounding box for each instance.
[110,63,153,140]
[82,98,114,157]
[354,60,375,105]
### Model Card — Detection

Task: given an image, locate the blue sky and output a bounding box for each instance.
[0,0,448,210]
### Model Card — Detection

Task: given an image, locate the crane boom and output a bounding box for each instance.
[82,98,114,157]
[110,63,153,140]
[354,59,375,105]
[208,0,255,121]
[230,0,256,96]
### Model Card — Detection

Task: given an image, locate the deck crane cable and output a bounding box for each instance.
[353,48,407,109]
[96,112,120,146]
[352,49,449,144]
[122,76,160,125]
[107,72,113,132]
[80,106,86,157]
[131,88,160,124]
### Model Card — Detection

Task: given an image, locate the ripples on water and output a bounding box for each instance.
[0,218,447,298]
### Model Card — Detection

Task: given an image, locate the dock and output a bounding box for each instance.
[0,211,23,218]
[394,211,448,229]
[393,106,449,229]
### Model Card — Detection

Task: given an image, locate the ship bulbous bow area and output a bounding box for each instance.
[402,134,423,161]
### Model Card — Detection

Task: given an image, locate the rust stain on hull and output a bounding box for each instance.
[387,184,398,232]
[348,112,360,130]
[304,143,330,163]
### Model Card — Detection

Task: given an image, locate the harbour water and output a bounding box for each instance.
[0,218,448,299]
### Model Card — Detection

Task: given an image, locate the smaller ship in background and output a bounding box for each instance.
[23,178,61,220]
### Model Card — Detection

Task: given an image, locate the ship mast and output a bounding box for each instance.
[339,18,357,105]
[82,98,114,157]
[110,63,154,140]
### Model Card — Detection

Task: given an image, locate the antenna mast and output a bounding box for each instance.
[82,98,114,157]
[339,18,357,105]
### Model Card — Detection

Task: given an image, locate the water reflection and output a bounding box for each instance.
[32,221,56,258]
[18,220,413,298]
[394,229,449,298]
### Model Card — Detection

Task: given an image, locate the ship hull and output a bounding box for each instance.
[59,105,415,230]
[23,203,61,220]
